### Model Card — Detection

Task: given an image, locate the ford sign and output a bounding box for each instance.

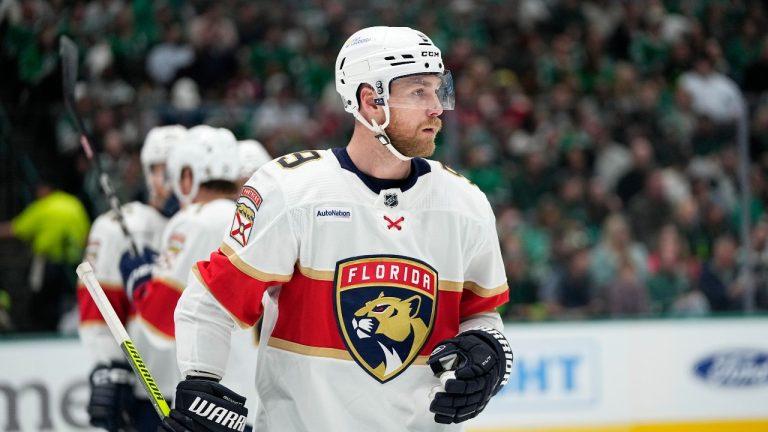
[694,349,768,387]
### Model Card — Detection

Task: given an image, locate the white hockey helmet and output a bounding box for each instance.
[335,26,454,160]
[140,125,187,177]
[237,139,272,181]
[167,125,239,206]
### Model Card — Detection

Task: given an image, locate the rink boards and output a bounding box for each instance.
[470,317,768,431]
[0,317,766,431]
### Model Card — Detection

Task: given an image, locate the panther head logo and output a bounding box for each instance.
[352,292,429,377]
[335,256,437,383]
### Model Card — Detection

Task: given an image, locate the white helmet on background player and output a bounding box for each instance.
[335,26,454,160]
[167,125,239,206]
[140,125,187,200]
[237,139,272,182]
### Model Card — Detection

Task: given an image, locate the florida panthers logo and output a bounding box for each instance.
[334,255,437,383]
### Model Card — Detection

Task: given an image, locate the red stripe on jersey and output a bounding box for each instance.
[134,279,182,337]
[199,250,506,355]
[197,249,279,327]
[422,290,461,355]
[270,270,344,350]
[77,282,130,324]
[460,288,509,318]
[270,271,464,355]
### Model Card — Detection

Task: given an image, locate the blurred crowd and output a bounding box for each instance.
[2,0,768,332]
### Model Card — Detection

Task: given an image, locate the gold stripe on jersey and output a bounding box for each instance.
[268,337,353,360]
[154,276,185,293]
[269,337,434,364]
[78,280,124,291]
[192,266,253,330]
[438,280,508,296]
[242,260,509,297]
[134,315,175,342]
[79,313,137,327]
[79,320,110,327]
[465,281,509,297]
[438,280,464,292]
[297,264,335,281]
[220,243,293,283]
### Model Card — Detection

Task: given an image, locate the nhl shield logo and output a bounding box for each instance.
[334,255,438,383]
[384,193,398,208]
[230,186,262,247]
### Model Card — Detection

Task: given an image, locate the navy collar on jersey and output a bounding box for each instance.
[332,147,431,194]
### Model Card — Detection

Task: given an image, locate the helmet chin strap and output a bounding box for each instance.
[354,106,413,162]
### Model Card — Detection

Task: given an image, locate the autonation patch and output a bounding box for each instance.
[694,349,768,387]
[315,207,352,221]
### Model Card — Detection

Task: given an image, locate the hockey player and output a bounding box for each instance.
[119,125,261,430]
[78,125,187,431]
[236,139,272,187]
[163,26,513,432]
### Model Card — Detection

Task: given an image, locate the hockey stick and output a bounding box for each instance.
[59,35,139,256]
[77,262,170,419]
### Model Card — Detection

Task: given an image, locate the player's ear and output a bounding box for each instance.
[358,84,385,126]
[359,85,379,112]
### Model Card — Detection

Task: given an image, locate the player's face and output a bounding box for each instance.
[149,163,170,200]
[385,75,444,158]
[180,167,193,196]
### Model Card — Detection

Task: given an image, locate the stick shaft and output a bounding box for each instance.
[76,262,171,419]
[60,35,138,256]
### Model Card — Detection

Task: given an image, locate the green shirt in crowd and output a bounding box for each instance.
[11,191,90,264]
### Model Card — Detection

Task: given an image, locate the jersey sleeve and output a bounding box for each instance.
[195,166,299,328]
[460,203,509,318]
[134,216,221,338]
[77,215,130,363]
[175,277,237,379]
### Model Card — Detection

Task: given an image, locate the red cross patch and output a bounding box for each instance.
[230,186,262,247]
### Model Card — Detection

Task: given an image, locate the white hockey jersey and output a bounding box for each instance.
[78,201,168,374]
[133,199,259,413]
[176,148,509,432]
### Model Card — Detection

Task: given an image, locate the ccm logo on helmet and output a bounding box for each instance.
[422,51,440,57]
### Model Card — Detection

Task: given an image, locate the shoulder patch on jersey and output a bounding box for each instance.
[240,186,263,210]
[334,255,438,383]
[158,231,186,271]
[230,186,262,247]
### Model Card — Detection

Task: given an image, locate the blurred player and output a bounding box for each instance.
[236,139,272,186]
[163,26,512,432]
[120,126,264,430]
[78,125,187,431]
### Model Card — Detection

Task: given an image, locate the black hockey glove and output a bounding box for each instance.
[119,247,156,301]
[427,327,513,424]
[159,377,249,432]
[87,361,135,432]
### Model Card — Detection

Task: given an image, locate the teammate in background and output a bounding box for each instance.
[236,140,272,187]
[77,125,187,431]
[164,26,513,432]
[120,126,262,430]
